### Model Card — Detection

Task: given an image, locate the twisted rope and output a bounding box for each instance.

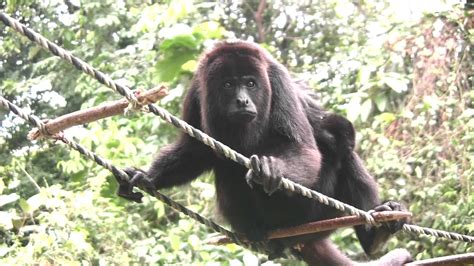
[403,224,474,243]
[0,13,141,110]
[0,95,267,253]
[1,12,473,244]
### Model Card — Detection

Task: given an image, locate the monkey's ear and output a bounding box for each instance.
[267,63,312,143]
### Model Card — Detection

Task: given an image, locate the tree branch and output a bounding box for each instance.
[254,0,267,43]
[206,211,412,245]
[28,86,168,140]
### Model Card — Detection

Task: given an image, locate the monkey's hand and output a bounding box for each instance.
[362,201,410,255]
[245,155,283,195]
[114,167,144,203]
[116,167,155,203]
[373,200,409,233]
[125,167,157,191]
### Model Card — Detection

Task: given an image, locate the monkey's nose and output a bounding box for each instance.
[236,98,249,107]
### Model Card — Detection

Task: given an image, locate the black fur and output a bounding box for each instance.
[121,41,411,265]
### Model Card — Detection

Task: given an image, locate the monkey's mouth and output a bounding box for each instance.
[229,110,257,123]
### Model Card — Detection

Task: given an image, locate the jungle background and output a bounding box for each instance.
[0,0,473,265]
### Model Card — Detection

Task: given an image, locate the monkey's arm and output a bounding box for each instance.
[305,104,406,254]
[145,135,215,189]
[245,144,322,195]
[338,151,408,255]
[120,79,215,199]
[119,135,214,202]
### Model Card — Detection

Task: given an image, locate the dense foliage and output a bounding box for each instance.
[0,0,472,264]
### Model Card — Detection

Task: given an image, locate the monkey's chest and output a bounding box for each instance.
[213,163,315,229]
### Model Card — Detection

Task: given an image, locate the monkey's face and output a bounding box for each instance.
[220,76,259,123]
[202,54,271,126]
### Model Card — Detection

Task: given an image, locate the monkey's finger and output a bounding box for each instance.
[130,171,147,185]
[117,184,143,203]
[267,175,282,194]
[260,156,272,181]
[245,170,255,189]
[130,172,158,193]
[384,201,403,211]
[128,192,144,203]
[261,156,278,194]
[123,167,137,178]
[373,204,392,212]
[266,157,282,195]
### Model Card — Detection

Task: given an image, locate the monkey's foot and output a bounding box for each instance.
[376,248,412,266]
[373,201,409,233]
[115,167,155,203]
[117,183,143,203]
[126,167,157,191]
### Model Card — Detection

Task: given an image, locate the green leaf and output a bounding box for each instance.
[377,112,396,123]
[181,60,198,72]
[170,234,181,251]
[166,0,194,21]
[188,234,201,249]
[466,223,474,231]
[0,211,13,230]
[383,76,407,93]
[159,24,197,51]
[155,201,165,218]
[360,99,373,122]
[0,194,20,207]
[358,66,372,85]
[28,46,42,60]
[160,35,198,51]
[374,94,388,111]
[18,199,31,213]
[193,21,225,39]
[26,194,45,212]
[156,52,196,82]
[346,97,361,122]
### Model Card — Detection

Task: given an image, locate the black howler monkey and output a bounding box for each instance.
[123,41,412,265]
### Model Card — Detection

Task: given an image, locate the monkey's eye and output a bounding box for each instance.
[223,81,232,89]
[247,81,255,88]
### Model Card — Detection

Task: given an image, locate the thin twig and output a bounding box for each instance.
[21,167,41,192]
[254,0,267,43]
